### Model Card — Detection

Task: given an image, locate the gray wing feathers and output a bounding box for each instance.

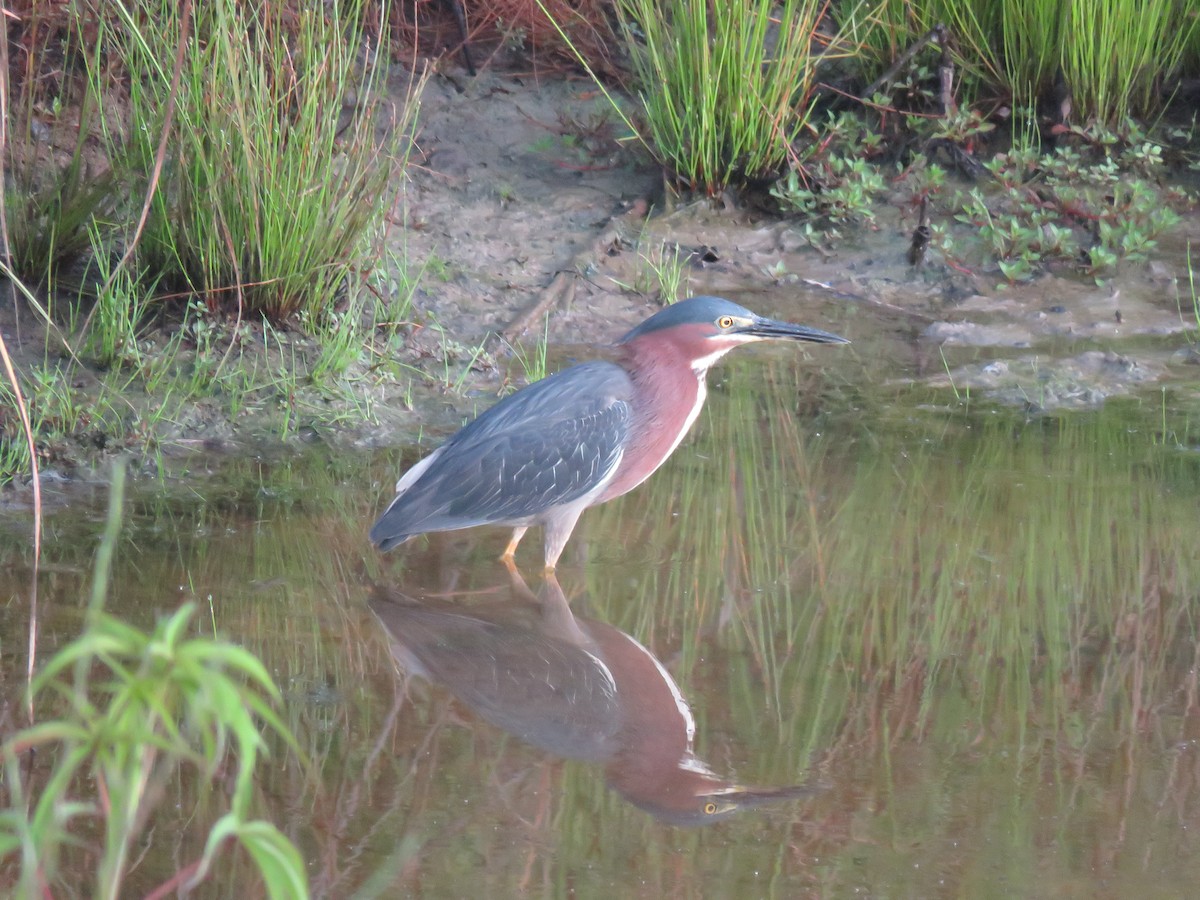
[445,402,628,520]
[370,362,632,545]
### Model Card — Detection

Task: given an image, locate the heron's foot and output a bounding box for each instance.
[500,526,528,567]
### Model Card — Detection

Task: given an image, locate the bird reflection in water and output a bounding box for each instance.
[369,574,823,826]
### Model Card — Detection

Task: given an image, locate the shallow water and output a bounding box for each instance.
[4,346,1200,897]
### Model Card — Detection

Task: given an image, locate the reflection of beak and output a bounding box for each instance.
[618,772,828,827]
[739,317,850,344]
[699,781,828,819]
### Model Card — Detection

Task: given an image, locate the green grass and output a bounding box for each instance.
[613,0,838,192]
[78,222,157,368]
[435,321,497,394]
[839,0,1004,103]
[502,315,551,385]
[5,1,422,317]
[608,229,693,303]
[2,6,114,285]
[634,239,691,304]
[94,0,419,319]
[0,464,307,898]
[840,0,1199,127]
[0,276,401,487]
[1058,0,1196,127]
[0,1,429,482]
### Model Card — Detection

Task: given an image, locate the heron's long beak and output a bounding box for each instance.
[741,316,850,344]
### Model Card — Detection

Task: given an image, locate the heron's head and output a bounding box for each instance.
[619,295,848,373]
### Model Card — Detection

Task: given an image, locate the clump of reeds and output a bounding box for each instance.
[613,0,839,193]
[843,0,1198,127]
[97,0,416,319]
[2,3,114,285]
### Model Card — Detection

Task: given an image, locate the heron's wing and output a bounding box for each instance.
[370,362,633,544]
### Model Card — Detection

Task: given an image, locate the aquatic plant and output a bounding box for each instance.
[770,113,891,230]
[949,131,1187,279]
[0,465,307,898]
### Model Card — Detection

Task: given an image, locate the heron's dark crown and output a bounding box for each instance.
[618,296,755,344]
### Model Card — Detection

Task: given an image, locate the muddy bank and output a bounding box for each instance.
[5,65,1200,488]
[395,68,1199,419]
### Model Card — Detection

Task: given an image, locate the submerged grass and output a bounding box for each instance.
[342,361,1200,891]
[587,358,1200,772]
[563,362,1200,891]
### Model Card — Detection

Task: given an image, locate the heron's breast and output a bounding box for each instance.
[599,364,705,501]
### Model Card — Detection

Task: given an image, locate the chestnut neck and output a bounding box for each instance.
[599,333,713,501]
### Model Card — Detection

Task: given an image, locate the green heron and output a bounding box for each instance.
[370,295,848,569]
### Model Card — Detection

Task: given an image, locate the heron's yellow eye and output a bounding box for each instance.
[704,802,718,815]
[717,316,734,329]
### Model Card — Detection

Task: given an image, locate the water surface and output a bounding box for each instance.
[4,349,1200,897]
